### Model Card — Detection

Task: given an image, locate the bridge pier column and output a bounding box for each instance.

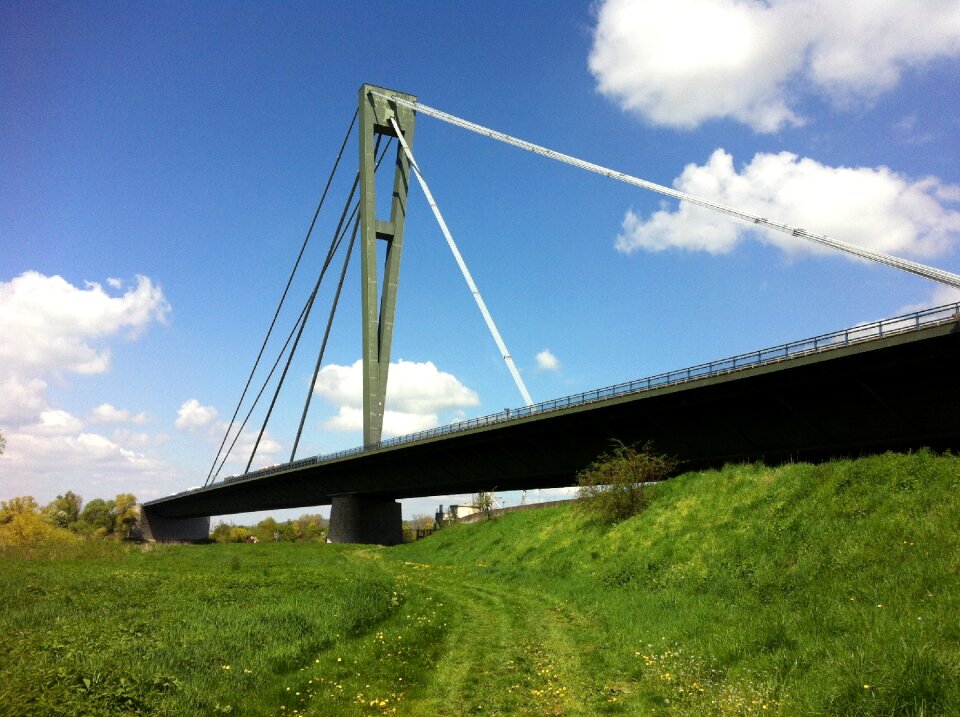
[137,505,210,543]
[328,495,402,546]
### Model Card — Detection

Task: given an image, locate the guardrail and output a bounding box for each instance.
[218,301,959,487]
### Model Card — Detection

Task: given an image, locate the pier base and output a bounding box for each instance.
[328,495,402,545]
[138,505,210,542]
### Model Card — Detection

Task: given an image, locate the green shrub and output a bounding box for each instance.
[0,510,78,546]
[576,440,677,522]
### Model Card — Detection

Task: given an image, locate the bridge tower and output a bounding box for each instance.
[329,84,417,545]
[358,83,417,448]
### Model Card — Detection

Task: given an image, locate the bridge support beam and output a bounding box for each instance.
[358,83,417,447]
[137,505,210,543]
[328,495,402,546]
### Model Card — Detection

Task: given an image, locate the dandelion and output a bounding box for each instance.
[864,684,871,689]
[221,665,231,670]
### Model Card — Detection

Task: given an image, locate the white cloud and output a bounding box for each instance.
[225,430,282,470]
[90,403,150,425]
[535,349,561,372]
[0,376,48,424]
[615,149,960,260]
[313,359,480,437]
[175,399,219,432]
[23,409,86,437]
[1,428,170,500]
[589,0,960,132]
[171,399,283,473]
[322,405,440,437]
[0,271,170,375]
[0,271,173,503]
[897,285,960,314]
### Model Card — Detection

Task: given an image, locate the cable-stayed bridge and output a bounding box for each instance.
[141,85,960,543]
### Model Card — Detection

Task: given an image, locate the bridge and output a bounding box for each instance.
[140,85,960,544]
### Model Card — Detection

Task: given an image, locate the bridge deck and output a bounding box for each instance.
[145,304,960,519]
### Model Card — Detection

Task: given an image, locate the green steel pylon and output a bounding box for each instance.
[358,84,417,446]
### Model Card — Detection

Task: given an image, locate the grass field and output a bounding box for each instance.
[2,451,959,715]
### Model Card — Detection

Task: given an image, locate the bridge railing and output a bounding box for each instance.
[223,301,958,485]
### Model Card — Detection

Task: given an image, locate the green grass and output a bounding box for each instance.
[3,451,959,715]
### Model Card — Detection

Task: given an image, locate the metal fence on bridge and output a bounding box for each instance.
[212,301,958,489]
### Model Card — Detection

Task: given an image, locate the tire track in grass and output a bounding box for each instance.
[406,565,600,716]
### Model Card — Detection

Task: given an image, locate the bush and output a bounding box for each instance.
[0,510,78,546]
[576,441,678,523]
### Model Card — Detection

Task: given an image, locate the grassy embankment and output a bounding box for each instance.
[2,450,958,716]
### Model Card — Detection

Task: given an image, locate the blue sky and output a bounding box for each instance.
[3,0,959,523]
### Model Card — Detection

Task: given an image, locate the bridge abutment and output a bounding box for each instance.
[328,495,402,546]
[137,505,210,542]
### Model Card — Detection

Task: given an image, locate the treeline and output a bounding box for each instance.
[0,492,139,546]
[211,514,328,544]
[212,513,445,544]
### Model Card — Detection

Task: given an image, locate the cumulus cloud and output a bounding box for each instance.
[589,0,960,132]
[90,403,150,425]
[615,149,960,260]
[171,398,283,473]
[225,430,282,470]
[0,272,170,375]
[897,285,960,314]
[175,399,219,432]
[535,349,561,372]
[2,428,169,499]
[313,359,480,437]
[0,376,48,424]
[0,271,173,501]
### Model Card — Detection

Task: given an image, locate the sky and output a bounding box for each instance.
[3,0,960,524]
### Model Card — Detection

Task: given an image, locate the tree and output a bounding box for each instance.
[77,498,115,535]
[290,521,303,541]
[303,520,320,541]
[255,516,279,542]
[0,496,39,525]
[228,526,252,543]
[44,492,83,529]
[0,510,77,546]
[211,522,233,543]
[294,513,326,542]
[406,514,434,530]
[0,428,6,455]
[474,491,497,519]
[113,493,139,539]
[577,441,678,523]
[0,495,80,546]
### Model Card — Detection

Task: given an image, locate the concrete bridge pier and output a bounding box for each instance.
[328,495,402,546]
[137,505,210,542]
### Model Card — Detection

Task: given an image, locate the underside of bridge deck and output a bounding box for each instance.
[142,319,960,542]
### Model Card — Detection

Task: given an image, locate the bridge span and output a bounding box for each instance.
[141,304,960,543]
